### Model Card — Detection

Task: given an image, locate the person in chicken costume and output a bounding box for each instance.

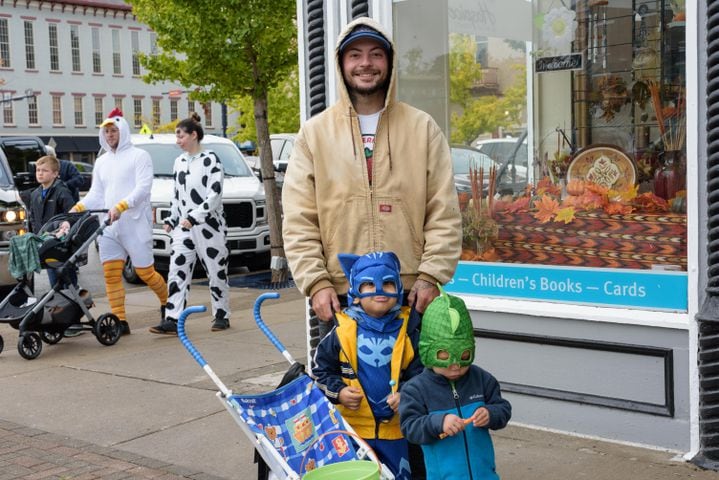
[70,108,167,334]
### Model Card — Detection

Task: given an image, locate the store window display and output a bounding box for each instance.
[393,0,687,311]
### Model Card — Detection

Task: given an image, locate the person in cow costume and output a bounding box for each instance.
[149,112,231,335]
[71,108,167,334]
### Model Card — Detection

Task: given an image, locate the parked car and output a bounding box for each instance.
[474,134,529,195]
[71,161,94,192]
[121,134,271,282]
[0,147,30,294]
[269,133,296,189]
[0,136,47,206]
[451,144,498,194]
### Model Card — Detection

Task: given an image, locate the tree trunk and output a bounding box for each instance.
[254,95,289,284]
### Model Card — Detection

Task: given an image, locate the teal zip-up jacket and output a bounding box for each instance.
[399,365,511,479]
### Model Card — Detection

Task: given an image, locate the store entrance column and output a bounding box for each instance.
[693,0,719,471]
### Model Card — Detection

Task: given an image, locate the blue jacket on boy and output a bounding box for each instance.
[400,365,511,479]
[399,289,511,479]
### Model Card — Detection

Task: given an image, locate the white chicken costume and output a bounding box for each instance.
[73,108,167,333]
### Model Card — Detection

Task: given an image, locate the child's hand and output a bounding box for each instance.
[441,414,468,438]
[163,224,172,233]
[471,407,490,428]
[338,386,363,410]
[387,391,400,413]
[55,221,71,238]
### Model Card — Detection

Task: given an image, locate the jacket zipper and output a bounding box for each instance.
[450,381,474,480]
[369,111,384,251]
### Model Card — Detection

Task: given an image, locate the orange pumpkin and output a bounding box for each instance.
[566,179,586,196]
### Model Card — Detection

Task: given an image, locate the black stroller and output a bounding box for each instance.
[0,211,122,360]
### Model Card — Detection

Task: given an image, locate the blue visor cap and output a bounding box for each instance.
[339,25,391,55]
[339,251,403,304]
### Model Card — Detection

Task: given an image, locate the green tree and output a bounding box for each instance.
[231,66,300,144]
[449,34,484,107]
[128,0,297,282]
[448,34,527,145]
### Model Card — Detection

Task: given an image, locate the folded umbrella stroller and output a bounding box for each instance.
[177,292,394,480]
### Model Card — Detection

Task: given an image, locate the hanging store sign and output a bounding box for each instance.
[535,53,583,73]
[446,262,687,312]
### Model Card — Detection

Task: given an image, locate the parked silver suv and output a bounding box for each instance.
[0,147,29,292]
[123,134,270,282]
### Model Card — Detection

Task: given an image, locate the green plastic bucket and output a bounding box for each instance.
[302,460,379,480]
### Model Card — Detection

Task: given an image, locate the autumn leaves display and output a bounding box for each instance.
[460,176,686,266]
[497,177,675,225]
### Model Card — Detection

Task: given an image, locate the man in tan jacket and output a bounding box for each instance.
[282,17,461,321]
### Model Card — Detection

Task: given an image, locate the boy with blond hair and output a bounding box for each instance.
[29,155,76,287]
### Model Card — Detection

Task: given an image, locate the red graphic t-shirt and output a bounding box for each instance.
[358,112,381,184]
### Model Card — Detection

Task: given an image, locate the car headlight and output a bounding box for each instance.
[2,228,25,241]
[1,208,25,223]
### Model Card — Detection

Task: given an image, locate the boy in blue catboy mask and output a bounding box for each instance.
[312,251,423,480]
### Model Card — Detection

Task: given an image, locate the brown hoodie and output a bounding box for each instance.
[282,17,461,298]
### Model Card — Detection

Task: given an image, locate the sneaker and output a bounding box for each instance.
[119,321,131,335]
[211,317,230,332]
[64,324,85,337]
[149,319,177,335]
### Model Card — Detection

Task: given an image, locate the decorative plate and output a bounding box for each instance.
[566,145,636,190]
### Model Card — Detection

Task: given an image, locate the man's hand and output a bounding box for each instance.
[408,279,439,313]
[338,386,363,410]
[311,287,341,322]
[108,206,122,224]
[163,224,172,233]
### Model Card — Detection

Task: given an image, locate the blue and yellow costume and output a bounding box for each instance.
[312,251,423,480]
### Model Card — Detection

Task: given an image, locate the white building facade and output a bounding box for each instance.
[0,0,231,162]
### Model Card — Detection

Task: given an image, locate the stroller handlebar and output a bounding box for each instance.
[253,292,296,365]
[177,305,209,367]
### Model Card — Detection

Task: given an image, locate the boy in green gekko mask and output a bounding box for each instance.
[399,286,511,480]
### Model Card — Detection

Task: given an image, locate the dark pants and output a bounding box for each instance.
[47,267,78,289]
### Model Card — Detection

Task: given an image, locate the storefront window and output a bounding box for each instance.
[393,0,687,312]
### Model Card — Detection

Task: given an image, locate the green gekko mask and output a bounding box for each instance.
[419,286,476,368]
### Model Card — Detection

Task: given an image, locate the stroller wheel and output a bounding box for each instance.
[40,331,63,345]
[94,313,122,346]
[18,332,42,360]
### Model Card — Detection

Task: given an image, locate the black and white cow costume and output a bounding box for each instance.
[163,149,231,326]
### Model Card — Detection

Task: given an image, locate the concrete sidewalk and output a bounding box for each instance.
[0,283,717,479]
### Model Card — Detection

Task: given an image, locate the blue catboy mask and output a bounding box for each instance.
[338,251,403,306]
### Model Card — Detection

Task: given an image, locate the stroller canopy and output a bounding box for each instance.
[230,374,358,475]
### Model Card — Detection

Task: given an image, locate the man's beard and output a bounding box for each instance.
[348,75,390,98]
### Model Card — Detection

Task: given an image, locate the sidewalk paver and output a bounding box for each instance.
[2,280,719,479]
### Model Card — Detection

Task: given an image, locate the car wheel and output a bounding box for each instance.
[122,258,143,284]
